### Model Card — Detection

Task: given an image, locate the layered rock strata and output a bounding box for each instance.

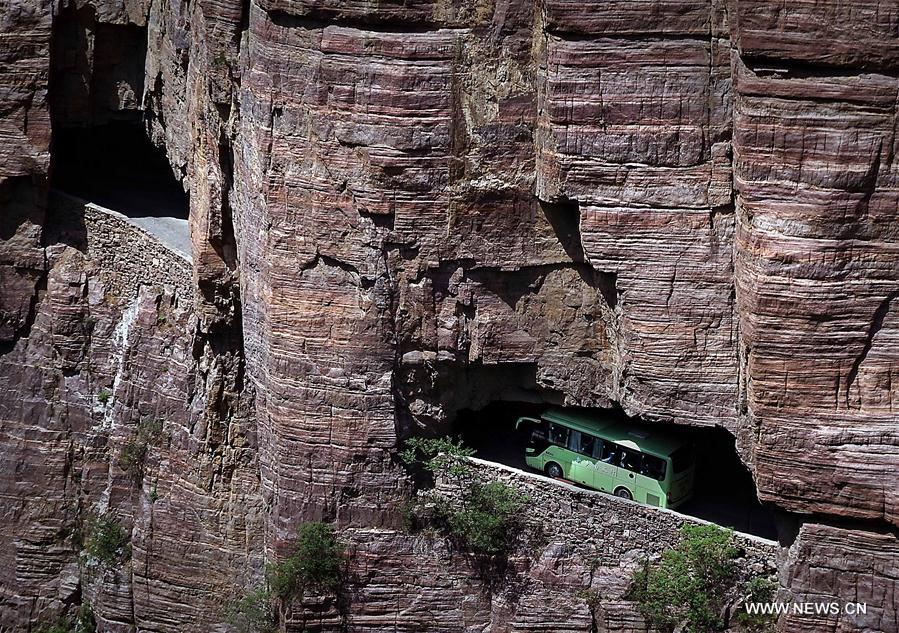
[0,0,897,631]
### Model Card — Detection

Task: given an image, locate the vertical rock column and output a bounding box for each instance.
[0,0,53,348]
[234,5,428,545]
[732,0,899,528]
[536,1,739,432]
[732,2,899,631]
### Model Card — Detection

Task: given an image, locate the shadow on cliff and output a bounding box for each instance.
[50,122,189,220]
[453,401,779,540]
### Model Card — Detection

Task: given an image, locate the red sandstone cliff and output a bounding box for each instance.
[0,1,897,631]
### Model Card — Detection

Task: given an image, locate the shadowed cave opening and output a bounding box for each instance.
[50,122,189,221]
[47,2,191,258]
[49,122,191,259]
[451,401,779,540]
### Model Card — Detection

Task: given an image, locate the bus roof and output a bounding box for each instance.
[540,408,689,458]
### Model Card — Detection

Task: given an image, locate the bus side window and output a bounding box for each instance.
[591,438,604,460]
[530,420,548,443]
[578,433,596,457]
[619,448,641,472]
[599,441,618,464]
[568,430,581,453]
[549,423,569,447]
[641,454,666,481]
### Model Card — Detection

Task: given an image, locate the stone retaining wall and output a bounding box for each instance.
[49,191,192,300]
[437,457,779,570]
[430,457,781,631]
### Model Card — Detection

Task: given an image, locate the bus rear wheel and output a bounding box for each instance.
[614,487,633,501]
[545,462,563,479]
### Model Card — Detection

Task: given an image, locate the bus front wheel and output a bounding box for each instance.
[545,462,564,479]
[614,487,633,501]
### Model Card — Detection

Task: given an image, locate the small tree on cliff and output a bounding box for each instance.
[399,436,475,486]
[83,513,130,568]
[226,588,276,633]
[266,521,344,599]
[630,524,741,632]
[400,437,529,563]
[229,522,345,632]
[119,417,166,484]
[444,480,528,559]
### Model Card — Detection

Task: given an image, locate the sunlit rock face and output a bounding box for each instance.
[0,0,897,630]
[731,3,899,526]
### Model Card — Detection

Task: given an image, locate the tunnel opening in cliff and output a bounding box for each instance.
[47,2,187,222]
[50,122,189,220]
[451,401,778,539]
[395,358,565,440]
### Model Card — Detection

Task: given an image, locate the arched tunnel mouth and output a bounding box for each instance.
[50,121,189,220]
[47,0,188,221]
[448,401,779,540]
[47,120,192,259]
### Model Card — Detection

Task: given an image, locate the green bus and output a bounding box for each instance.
[516,409,695,509]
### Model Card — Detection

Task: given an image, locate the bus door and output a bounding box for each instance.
[634,453,667,507]
[594,440,620,492]
[517,417,548,451]
[516,417,550,471]
[567,430,597,488]
[615,447,642,498]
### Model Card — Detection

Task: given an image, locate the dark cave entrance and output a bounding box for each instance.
[50,122,189,220]
[47,2,190,255]
[451,402,779,540]
[48,121,191,258]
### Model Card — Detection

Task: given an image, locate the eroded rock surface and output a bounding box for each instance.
[0,0,897,631]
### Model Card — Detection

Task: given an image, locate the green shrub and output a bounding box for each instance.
[400,498,417,532]
[443,480,528,558]
[84,513,130,567]
[736,576,779,631]
[73,602,95,633]
[119,439,147,480]
[119,418,165,483]
[34,621,70,633]
[266,521,344,600]
[96,388,112,405]
[630,524,740,633]
[294,521,344,590]
[226,588,276,633]
[142,417,164,438]
[228,522,345,632]
[400,436,475,481]
[576,587,602,611]
[265,555,300,599]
